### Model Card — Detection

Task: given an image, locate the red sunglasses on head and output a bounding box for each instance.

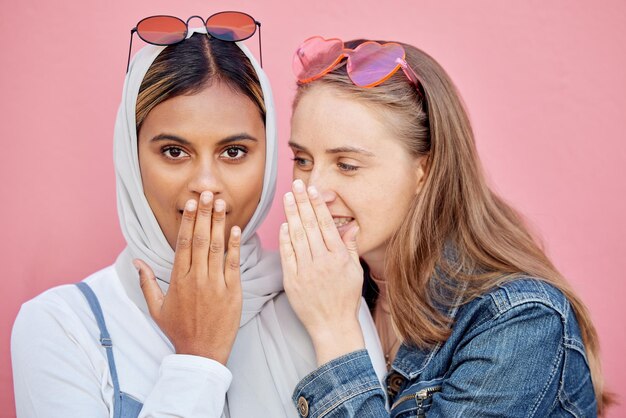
[126,11,262,72]
[293,36,420,90]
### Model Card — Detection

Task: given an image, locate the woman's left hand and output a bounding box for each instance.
[279,179,366,365]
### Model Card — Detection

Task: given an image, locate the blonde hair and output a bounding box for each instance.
[294,39,613,415]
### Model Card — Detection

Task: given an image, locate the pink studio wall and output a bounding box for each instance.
[1,0,624,416]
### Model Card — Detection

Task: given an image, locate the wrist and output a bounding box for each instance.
[175,344,231,366]
[310,320,365,366]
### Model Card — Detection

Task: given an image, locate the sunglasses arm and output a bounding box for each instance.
[256,21,263,68]
[126,28,137,73]
[396,57,424,96]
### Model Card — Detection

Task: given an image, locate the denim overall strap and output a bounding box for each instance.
[76,282,123,418]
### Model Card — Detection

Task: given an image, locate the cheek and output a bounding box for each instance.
[141,164,176,208]
[356,176,414,230]
[358,197,393,229]
[138,151,184,223]
[240,174,264,209]
[139,155,158,204]
[292,167,309,183]
[137,151,183,248]
[228,154,265,222]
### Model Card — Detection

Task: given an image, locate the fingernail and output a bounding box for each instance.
[232,226,241,237]
[285,192,295,205]
[201,191,213,205]
[281,223,289,233]
[293,179,305,193]
[185,199,197,212]
[215,199,225,212]
[307,185,318,199]
[132,260,141,271]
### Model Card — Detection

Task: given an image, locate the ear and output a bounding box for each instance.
[414,155,430,195]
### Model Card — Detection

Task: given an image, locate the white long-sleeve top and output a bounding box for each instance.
[12,263,387,418]
[11,265,233,418]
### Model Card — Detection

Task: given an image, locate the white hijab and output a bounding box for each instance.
[113,27,386,417]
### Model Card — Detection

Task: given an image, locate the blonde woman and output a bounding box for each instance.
[280,37,611,417]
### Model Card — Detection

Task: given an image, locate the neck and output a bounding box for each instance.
[362,249,386,282]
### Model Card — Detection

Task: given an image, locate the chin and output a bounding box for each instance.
[359,240,388,259]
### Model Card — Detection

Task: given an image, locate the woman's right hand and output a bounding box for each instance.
[279,180,366,366]
[134,191,242,365]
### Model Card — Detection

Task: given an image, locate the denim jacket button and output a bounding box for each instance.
[297,396,309,417]
[387,372,405,399]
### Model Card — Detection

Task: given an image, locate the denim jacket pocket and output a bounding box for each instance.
[390,377,444,418]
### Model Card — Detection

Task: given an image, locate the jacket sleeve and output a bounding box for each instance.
[12,296,232,418]
[292,349,388,418]
[427,302,573,418]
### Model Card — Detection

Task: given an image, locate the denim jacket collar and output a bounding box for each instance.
[391,294,463,380]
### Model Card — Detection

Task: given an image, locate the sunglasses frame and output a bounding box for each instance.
[295,36,420,90]
[126,11,262,72]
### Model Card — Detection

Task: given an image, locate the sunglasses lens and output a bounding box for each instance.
[348,42,405,87]
[206,12,256,41]
[137,16,186,45]
[293,37,344,82]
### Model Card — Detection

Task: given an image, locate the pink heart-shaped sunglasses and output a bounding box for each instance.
[293,36,420,89]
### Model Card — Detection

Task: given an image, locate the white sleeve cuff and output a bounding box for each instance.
[139,354,232,417]
[160,354,233,387]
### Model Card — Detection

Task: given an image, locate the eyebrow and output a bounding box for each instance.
[288,141,375,157]
[151,133,259,146]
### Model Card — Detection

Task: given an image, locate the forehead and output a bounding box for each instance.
[291,85,405,154]
[141,83,265,142]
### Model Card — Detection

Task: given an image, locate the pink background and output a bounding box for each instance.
[1,0,624,416]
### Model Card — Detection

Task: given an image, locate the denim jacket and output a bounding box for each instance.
[292,278,597,417]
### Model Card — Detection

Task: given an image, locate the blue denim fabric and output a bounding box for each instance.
[292,278,597,418]
[76,283,144,418]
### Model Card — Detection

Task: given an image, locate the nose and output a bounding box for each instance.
[188,160,223,196]
[302,167,337,204]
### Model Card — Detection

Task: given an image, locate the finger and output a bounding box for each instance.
[342,224,361,264]
[307,185,345,253]
[278,222,298,289]
[283,192,312,264]
[134,259,164,322]
[191,191,214,278]
[208,198,226,285]
[172,199,197,278]
[292,179,327,257]
[224,226,241,291]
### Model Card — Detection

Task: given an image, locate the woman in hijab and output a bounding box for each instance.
[11,20,386,418]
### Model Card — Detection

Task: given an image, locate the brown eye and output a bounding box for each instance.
[162,146,188,160]
[220,146,248,161]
